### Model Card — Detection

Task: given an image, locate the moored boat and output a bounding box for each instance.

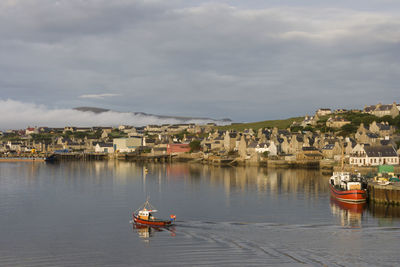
[0,154,56,162]
[132,199,176,227]
[329,172,367,203]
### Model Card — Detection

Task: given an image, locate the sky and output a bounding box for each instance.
[0,0,400,128]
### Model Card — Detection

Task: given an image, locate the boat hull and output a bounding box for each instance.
[133,214,172,227]
[329,184,367,203]
[0,157,47,162]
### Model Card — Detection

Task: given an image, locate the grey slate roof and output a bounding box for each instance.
[322,144,335,150]
[364,146,397,157]
[366,133,378,138]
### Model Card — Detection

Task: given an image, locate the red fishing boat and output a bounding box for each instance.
[132,199,176,227]
[329,172,367,203]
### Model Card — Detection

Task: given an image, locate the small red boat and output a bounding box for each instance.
[132,199,176,227]
[329,172,367,203]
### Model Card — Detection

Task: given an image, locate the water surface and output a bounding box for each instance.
[0,161,399,266]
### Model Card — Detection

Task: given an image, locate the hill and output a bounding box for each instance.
[217,117,304,131]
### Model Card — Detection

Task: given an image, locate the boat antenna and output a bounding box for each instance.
[135,196,157,213]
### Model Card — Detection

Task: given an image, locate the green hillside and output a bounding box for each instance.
[217,117,304,131]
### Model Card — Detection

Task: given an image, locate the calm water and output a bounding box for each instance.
[1,161,400,266]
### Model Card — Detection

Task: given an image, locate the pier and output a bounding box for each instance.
[368,182,400,205]
[124,153,174,163]
[54,152,108,161]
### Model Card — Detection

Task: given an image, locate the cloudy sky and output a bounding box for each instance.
[1,0,399,128]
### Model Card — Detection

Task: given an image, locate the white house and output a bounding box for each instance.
[113,137,142,152]
[255,141,278,156]
[350,145,399,166]
[94,142,114,153]
[25,127,38,135]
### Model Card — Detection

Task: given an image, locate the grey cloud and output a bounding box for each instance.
[0,1,399,123]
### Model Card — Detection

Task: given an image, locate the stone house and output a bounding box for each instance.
[322,142,342,159]
[143,138,156,147]
[66,141,86,151]
[76,127,92,132]
[316,108,332,117]
[301,115,314,127]
[238,135,248,158]
[64,127,76,133]
[355,124,379,145]
[288,134,303,154]
[7,141,22,151]
[279,136,290,154]
[326,116,351,128]
[369,121,395,137]
[151,146,167,155]
[296,147,323,160]
[224,131,238,152]
[364,102,399,118]
[344,138,356,155]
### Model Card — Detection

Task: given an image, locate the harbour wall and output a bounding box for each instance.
[368,182,400,205]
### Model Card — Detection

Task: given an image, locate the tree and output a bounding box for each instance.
[290,125,303,132]
[303,126,314,132]
[337,124,357,137]
[189,140,201,152]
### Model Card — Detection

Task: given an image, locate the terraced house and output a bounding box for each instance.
[350,145,399,166]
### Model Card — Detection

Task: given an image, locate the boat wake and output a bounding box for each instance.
[131,220,400,266]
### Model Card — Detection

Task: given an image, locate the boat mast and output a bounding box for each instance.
[341,142,344,172]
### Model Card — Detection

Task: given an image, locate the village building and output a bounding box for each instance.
[255,141,278,156]
[94,142,114,153]
[296,147,323,160]
[288,134,303,154]
[238,135,248,158]
[224,131,238,152]
[76,127,92,132]
[7,141,23,152]
[64,126,76,133]
[113,137,143,152]
[334,109,348,114]
[322,142,342,159]
[143,137,156,147]
[167,143,190,154]
[369,121,395,137]
[25,127,39,135]
[364,102,399,118]
[151,146,167,155]
[316,108,332,117]
[350,145,399,166]
[300,115,314,127]
[326,116,351,128]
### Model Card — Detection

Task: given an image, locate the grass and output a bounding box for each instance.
[216,116,304,131]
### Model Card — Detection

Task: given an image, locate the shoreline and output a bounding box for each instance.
[2,153,399,174]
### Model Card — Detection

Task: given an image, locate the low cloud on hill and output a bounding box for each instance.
[0,99,229,130]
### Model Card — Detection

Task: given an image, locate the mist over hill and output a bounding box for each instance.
[0,99,231,130]
[74,106,231,123]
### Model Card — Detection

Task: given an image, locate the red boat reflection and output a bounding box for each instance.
[132,223,176,240]
[330,196,366,227]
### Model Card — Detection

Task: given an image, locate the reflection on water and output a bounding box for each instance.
[2,161,400,266]
[367,202,400,227]
[132,223,176,241]
[330,197,366,227]
[330,196,400,228]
